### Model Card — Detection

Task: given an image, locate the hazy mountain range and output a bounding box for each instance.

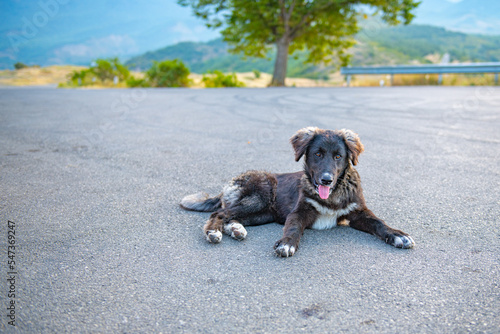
[0,0,218,69]
[413,0,500,35]
[1,0,499,70]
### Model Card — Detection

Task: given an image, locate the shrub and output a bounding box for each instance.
[202,70,245,88]
[126,76,150,88]
[60,58,192,88]
[69,69,91,86]
[91,58,130,83]
[60,58,130,87]
[253,69,261,79]
[14,62,28,70]
[146,59,190,87]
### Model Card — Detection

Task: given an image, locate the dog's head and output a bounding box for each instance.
[290,127,364,199]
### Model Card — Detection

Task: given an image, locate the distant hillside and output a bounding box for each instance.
[358,25,500,63]
[125,24,500,78]
[125,38,315,77]
[412,0,500,35]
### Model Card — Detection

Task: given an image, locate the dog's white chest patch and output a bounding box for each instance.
[305,198,358,230]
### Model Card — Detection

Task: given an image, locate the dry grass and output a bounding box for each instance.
[0,65,86,86]
[0,66,339,88]
[189,72,341,88]
[1,66,497,88]
[348,73,498,87]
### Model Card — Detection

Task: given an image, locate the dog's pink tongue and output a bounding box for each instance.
[318,185,330,199]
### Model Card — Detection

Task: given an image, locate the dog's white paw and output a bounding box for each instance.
[397,235,415,248]
[386,233,415,249]
[223,221,247,241]
[206,230,222,243]
[274,243,296,257]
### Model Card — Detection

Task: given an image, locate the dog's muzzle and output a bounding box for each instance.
[314,173,333,199]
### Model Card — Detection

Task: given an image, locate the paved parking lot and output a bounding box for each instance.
[1,86,499,333]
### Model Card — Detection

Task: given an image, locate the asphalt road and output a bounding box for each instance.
[1,86,499,333]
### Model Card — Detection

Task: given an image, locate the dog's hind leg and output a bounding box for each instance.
[203,210,226,243]
[204,206,274,243]
[203,185,274,243]
[202,207,254,243]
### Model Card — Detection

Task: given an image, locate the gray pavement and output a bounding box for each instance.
[1,86,499,333]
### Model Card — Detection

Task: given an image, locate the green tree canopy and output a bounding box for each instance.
[178,0,420,86]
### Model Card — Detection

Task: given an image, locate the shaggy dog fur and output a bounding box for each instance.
[180,127,414,257]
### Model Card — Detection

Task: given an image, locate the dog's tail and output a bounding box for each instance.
[180,193,222,212]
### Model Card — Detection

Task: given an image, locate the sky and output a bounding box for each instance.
[0,0,498,68]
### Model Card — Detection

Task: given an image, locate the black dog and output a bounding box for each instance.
[180,127,414,257]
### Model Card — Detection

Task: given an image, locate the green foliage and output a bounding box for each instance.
[62,58,130,87]
[60,58,192,88]
[178,0,420,85]
[92,58,130,82]
[253,69,261,79]
[14,62,29,70]
[126,76,150,88]
[64,68,92,87]
[146,59,190,87]
[92,59,115,82]
[202,70,245,88]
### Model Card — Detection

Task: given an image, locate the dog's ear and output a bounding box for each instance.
[339,129,364,165]
[290,127,319,161]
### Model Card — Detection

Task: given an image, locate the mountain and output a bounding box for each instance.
[125,24,500,78]
[413,0,500,35]
[357,24,500,63]
[1,0,499,70]
[0,0,219,70]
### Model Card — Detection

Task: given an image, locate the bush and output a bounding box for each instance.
[202,70,245,88]
[146,59,190,87]
[253,69,261,79]
[126,76,149,88]
[91,58,130,83]
[61,58,130,87]
[14,62,28,70]
[60,58,192,89]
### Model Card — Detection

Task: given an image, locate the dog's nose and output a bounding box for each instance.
[320,173,333,185]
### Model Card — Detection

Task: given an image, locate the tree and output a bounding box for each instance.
[178,0,420,86]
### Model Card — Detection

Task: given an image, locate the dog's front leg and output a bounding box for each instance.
[274,206,317,257]
[347,209,415,249]
[274,214,303,257]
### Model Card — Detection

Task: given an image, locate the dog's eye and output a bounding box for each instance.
[315,152,323,158]
[334,154,341,160]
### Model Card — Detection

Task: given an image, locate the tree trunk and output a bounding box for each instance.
[270,37,289,87]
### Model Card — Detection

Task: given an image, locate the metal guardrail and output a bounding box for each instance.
[340,62,500,86]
